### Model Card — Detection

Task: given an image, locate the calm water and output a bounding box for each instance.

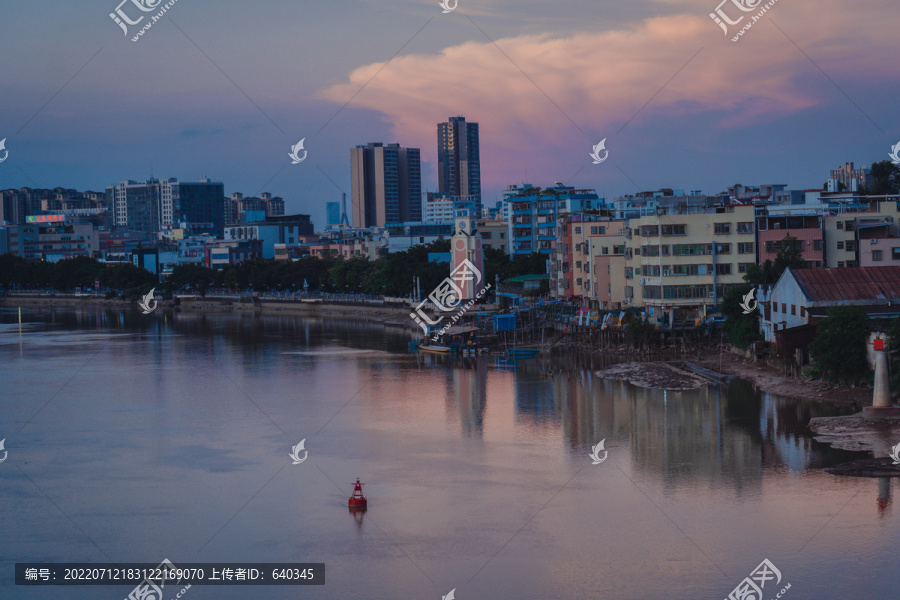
[0,306,897,600]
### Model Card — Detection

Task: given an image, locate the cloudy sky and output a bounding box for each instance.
[0,0,898,227]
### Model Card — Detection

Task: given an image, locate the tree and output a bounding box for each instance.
[720,284,761,349]
[809,306,871,383]
[867,160,900,196]
[744,235,805,285]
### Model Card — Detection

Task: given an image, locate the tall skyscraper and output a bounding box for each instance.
[350,142,422,227]
[437,116,481,210]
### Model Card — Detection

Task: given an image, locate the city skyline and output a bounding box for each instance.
[0,1,897,237]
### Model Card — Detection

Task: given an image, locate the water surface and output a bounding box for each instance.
[0,307,895,600]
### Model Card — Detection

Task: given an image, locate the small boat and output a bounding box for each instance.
[348,478,367,508]
[506,347,540,357]
[419,344,453,354]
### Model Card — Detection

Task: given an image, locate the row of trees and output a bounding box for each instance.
[0,243,549,300]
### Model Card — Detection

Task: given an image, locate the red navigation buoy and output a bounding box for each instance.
[348,478,367,508]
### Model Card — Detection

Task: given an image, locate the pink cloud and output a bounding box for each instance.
[318,2,897,191]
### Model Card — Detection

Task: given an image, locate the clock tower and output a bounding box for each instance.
[451,216,484,301]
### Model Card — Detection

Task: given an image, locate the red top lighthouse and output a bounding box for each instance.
[348,478,367,508]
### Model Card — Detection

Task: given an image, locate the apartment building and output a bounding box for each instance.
[757,212,824,268]
[508,184,603,257]
[626,204,756,328]
[550,217,626,306]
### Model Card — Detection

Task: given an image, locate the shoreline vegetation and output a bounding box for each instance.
[2,293,873,407]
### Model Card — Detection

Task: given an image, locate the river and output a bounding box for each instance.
[1,306,897,600]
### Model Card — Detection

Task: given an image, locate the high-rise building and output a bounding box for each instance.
[350,142,422,227]
[326,202,341,227]
[437,116,481,210]
[108,180,160,232]
[159,178,225,235]
[108,178,225,234]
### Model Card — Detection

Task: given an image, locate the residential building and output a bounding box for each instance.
[550,216,626,306]
[508,184,603,257]
[423,192,479,223]
[437,116,481,209]
[626,204,756,328]
[477,219,508,254]
[384,223,452,253]
[350,142,422,227]
[108,179,160,232]
[759,266,900,343]
[830,162,872,192]
[159,178,226,235]
[756,212,824,268]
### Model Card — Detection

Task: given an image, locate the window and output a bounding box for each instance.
[837,241,844,249]
[838,261,845,268]
[716,244,732,254]
[845,221,856,231]
[800,306,806,317]
[791,305,796,315]
[576,278,582,286]
[737,222,753,234]
[837,221,843,230]
[716,263,732,275]
[641,225,659,236]
[574,226,581,234]
[661,224,686,236]
[481,232,492,239]
[847,260,858,267]
[602,247,609,255]
[738,243,754,254]
[714,223,730,234]
[873,250,884,261]
[672,244,712,256]
[738,263,754,273]
[773,302,778,313]
[590,226,598,235]
[781,303,786,313]
[576,261,582,269]
[846,241,856,252]
[811,239,822,250]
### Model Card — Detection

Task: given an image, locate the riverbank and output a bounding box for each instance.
[2,294,879,406]
[695,347,871,407]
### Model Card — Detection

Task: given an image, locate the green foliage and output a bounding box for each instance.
[625,317,657,349]
[809,306,871,383]
[0,253,157,292]
[720,284,761,349]
[743,234,806,285]
[867,160,900,195]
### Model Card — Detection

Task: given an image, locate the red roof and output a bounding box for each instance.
[792,267,900,302]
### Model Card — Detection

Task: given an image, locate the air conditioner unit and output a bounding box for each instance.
[871,238,878,244]
[708,292,715,298]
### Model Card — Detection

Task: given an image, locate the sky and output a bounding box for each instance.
[0,0,898,228]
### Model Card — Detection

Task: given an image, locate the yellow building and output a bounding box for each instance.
[625,205,756,328]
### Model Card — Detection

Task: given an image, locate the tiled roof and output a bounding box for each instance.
[792,267,900,302]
